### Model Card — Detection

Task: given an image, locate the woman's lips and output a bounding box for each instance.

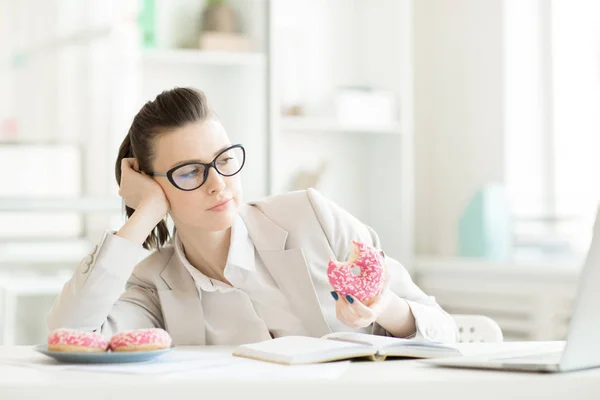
[208,199,232,212]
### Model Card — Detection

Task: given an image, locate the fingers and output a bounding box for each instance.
[338,306,375,329]
[336,301,368,329]
[346,296,376,320]
[331,291,369,315]
[332,292,377,329]
[121,157,135,170]
[335,293,377,319]
[122,157,145,173]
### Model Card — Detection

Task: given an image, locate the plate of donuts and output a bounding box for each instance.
[36,328,173,364]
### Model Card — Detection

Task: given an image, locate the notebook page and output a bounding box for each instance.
[324,332,457,350]
[323,332,412,348]
[240,336,370,357]
[234,336,376,364]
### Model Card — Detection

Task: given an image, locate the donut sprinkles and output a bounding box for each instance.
[47,329,108,353]
[327,240,385,302]
[47,328,172,353]
[109,328,172,352]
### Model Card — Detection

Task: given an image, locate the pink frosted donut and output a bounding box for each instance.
[48,329,108,353]
[327,241,385,302]
[109,328,172,352]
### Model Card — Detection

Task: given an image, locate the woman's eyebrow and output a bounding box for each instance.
[167,145,232,169]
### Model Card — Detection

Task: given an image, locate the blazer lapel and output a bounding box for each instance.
[158,253,206,345]
[240,204,332,338]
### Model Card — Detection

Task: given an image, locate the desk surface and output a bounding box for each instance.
[0,342,599,400]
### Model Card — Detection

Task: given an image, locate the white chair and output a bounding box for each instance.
[452,314,504,343]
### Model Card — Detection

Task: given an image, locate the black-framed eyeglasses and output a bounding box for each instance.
[147,144,245,191]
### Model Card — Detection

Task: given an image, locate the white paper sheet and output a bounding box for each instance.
[0,350,351,381]
[61,351,241,375]
[168,357,351,381]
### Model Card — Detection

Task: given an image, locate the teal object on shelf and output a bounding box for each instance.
[138,0,157,49]
[459,183,512,261]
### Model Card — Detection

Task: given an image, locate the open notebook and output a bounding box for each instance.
[232,332,461,365]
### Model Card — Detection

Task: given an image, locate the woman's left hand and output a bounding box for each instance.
[331,260,393,329]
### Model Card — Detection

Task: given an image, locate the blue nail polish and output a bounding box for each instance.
[331,291,339,301]
[346,295,354,304]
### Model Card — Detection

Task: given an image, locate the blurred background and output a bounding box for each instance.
[1,0,599,344]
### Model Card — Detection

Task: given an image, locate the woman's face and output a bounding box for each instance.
[150,119,243,232]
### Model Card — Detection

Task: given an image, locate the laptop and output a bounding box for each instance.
[427,207,600,373]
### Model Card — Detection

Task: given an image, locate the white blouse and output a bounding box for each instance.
[175,215,309,345]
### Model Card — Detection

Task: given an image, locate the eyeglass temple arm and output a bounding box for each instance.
[146,172,167,177]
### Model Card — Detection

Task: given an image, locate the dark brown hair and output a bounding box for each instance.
[115,87,213,250]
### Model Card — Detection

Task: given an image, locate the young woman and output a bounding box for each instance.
[47,87,457,345]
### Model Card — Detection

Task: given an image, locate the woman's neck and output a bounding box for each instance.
[176,224,232,284]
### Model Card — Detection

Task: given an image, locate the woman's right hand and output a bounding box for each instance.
[118,158,170,220]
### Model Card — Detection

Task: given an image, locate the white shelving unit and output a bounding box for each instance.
[0,273,74,345]
[142,49,265,67]
[0,197,121,212]
[0,240,92,266]
[0,0,134,260]
[269,0,415,265]
[0,0,135,345]
[280,116,402,135]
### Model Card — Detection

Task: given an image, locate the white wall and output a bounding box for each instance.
[414,0,506,256]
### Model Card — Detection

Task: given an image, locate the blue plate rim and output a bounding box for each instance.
[34,343,174,356]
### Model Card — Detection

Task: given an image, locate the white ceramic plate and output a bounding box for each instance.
[34,344,173,364]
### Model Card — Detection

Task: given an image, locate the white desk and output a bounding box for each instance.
[0,342,599,400]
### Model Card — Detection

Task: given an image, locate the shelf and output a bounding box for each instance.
[0,140,83,146]
[279,116,401,135]
[0,197,122,212]
[0,272,70,295]
[142,49,266,67]
[0,239,91,266]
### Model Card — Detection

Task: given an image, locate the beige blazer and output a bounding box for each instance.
[47,189,457,344]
